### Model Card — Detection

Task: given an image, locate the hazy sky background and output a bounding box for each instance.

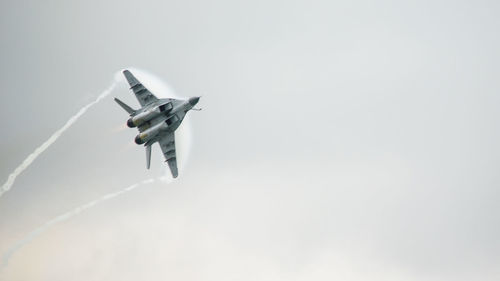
[1,0,499,280]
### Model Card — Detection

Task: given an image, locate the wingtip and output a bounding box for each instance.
[122,69,133,78]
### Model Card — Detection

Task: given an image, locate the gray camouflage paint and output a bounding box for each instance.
[115,70,200,177]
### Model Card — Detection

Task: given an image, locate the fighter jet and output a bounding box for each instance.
[114,70,200,178]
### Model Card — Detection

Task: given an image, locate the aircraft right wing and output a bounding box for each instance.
[158,132,178,178]
[123,70,159,107]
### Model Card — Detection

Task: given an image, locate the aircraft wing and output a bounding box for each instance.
[158,132,178,178]
[123,70,159,107]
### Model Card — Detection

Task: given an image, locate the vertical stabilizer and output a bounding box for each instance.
[114,98,135,115]
[145,145,152,169]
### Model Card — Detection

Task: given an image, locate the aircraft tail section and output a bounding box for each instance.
[114,98,135,115]
[145,145,152,169]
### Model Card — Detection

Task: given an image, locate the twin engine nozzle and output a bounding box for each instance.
[127,102,174,128]
[135,134,146,144]
[127,110,160,128]
[127,118,136,128]
[133,121,170,145]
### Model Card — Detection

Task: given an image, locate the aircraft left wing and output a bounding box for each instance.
[123,70,159,107]
[158,132,178,178]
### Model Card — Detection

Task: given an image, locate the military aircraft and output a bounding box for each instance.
[114,70,200,178]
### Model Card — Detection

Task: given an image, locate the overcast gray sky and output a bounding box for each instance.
[1,0,499,280]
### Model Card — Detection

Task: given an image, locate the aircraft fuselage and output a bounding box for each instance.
[133,97,199,145]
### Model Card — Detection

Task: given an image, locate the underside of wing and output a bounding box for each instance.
[158,132,178,178]
[123,70,159,107]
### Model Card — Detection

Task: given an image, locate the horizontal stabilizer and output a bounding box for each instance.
[114,98,135,115]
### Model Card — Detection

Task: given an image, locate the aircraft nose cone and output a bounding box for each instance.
[189,96,200,106]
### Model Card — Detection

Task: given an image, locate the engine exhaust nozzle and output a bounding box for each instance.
[127,118,136,128]
[134,135,145,144]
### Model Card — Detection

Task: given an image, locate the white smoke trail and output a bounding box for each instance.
[0,79,118,198]
[1,178,156,268]
[0,69,189,273]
